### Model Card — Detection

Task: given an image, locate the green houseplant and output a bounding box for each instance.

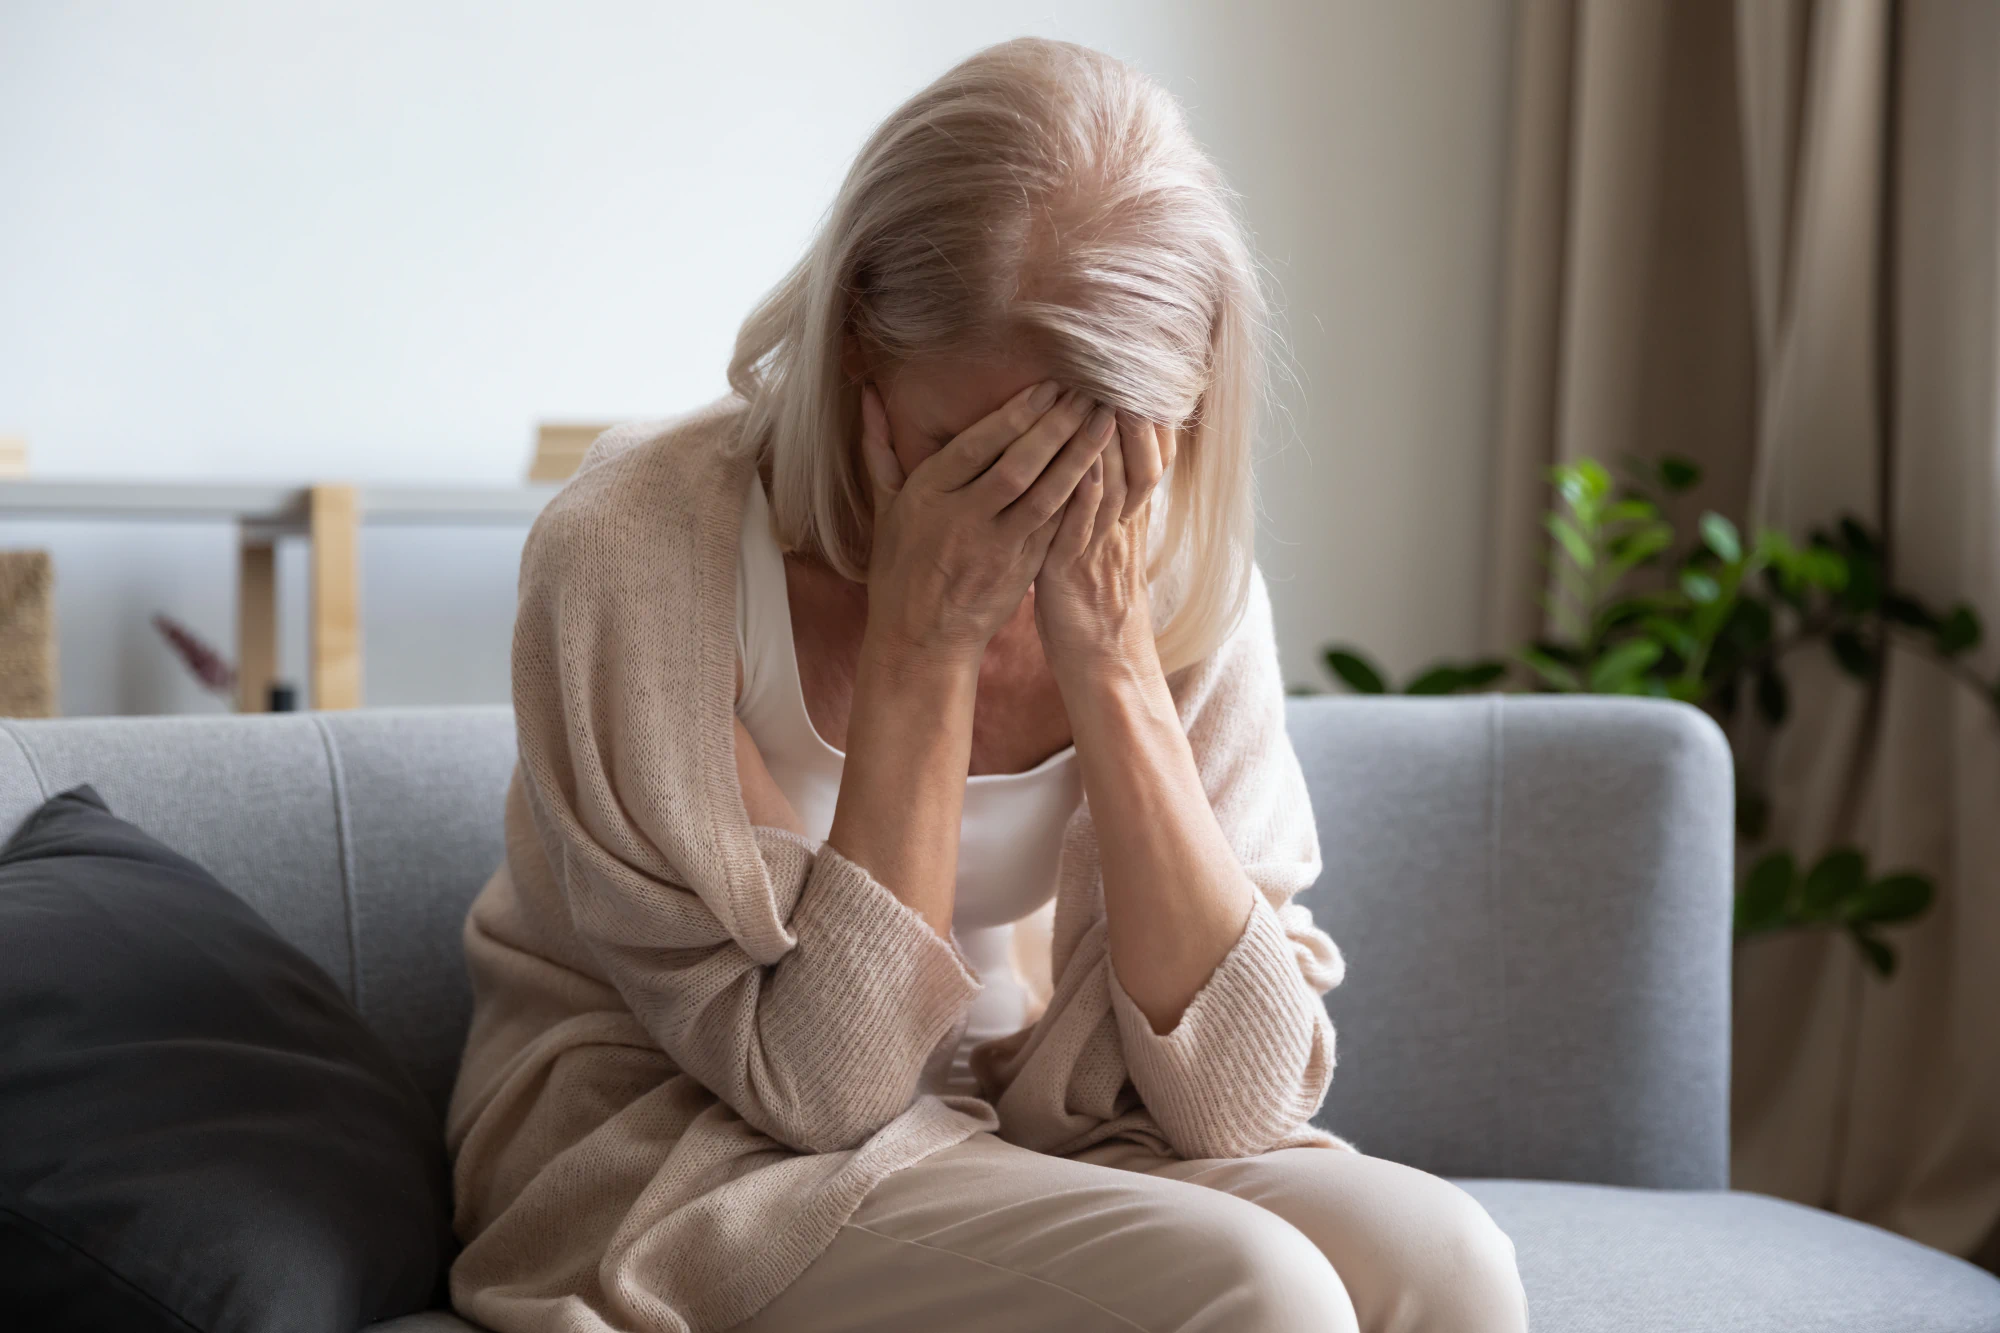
[1320,458,1998,976]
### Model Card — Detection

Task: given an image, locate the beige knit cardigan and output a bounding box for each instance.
[446,397,1350,1333]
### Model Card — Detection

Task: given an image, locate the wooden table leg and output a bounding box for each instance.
[308,484,362,710]
[236,534,277,712]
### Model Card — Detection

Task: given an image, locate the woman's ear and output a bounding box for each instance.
[839,333,869,386]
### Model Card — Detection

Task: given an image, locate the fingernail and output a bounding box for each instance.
[1087,405,1116,441]
[1030,381,1060,411]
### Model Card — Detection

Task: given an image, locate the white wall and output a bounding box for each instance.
[0,0,1514,713]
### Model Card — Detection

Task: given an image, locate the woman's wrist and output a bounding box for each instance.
[1048,620,1162,706]
[1059,652,1173,747]
[832,625,981,938]
[859,622,985,686]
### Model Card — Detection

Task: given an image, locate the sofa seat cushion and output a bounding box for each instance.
[371,1182,2000,1333]
[1463,1180,2000,1332]
[379,1181,2000,1333]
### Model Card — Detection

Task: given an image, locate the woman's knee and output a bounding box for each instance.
[1162,1196,1359,1333]
[1197,1151,1525,1332]
[1410,1183,1527,1331]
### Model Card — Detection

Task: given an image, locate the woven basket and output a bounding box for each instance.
[0,549,56,717]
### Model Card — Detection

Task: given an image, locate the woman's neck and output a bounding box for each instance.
[782,550,1073,776]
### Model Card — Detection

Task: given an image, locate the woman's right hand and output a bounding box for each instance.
[858,379,1117,665]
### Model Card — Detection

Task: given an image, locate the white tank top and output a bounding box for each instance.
[734,472,1082,1097]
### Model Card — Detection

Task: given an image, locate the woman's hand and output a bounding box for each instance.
[1031,413,1178,683]
[831,379,1111,934]
[1032,413,1257,1038]
[860,380,1114,667]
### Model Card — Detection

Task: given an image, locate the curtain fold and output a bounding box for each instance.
[1488,0,2000,1263]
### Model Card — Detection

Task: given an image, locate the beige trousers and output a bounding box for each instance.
[733,1131,1528,1332]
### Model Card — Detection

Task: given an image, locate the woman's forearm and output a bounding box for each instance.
[1061,657,1255,1033]
[825,628,980,938]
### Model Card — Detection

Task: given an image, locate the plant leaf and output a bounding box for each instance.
[1801,547,1849,589]
[1850,927,1896,978]
[1700,512,1743,563]
[1845,873,1933,926]
[1324,648,1388,694]
[1641,615,1700,661]
[1659,457,1702,492]
[1587,638,1664,692]
[1551,461,1612,514]
[1735,851,1796,937]
[1596,596,1662,637]
[1720,597,1774,655]
[1802,847,1868,916]
[1608,523,1674,576]
[1520,649,1582,692]
[1763,564,1807,610]
[1681,570,1722,604]
[1882,593,1941,632]
[1937,605,1981,657]
[1841,553,1883,614]
[1755,528,1798,560]
[1403,665,1463,695]
[1553,466,1588,510]
[1546,514,1595,569]
[1575,459,1613,502]
[1453,661,1510,691]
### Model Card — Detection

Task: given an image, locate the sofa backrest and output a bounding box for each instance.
[0,708,515,1121]
[0,696,1734,1188]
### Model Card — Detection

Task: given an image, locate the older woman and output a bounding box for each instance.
[446,35,1527,1333]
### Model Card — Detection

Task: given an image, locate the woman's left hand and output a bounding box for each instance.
[1032,412,1177,683]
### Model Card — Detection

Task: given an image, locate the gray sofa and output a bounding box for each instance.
[3,697,1997,1333]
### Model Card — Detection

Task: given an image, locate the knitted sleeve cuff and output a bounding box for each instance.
[760,842,981,1149]
[1106,893,1336,1160]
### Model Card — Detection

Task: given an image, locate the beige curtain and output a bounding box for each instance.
[1488,0,2000,1264]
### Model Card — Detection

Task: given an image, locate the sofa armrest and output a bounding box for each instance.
[1286,695,1732,1188]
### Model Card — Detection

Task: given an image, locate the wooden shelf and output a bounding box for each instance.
[0,479,558,532]
[0,478,561,710]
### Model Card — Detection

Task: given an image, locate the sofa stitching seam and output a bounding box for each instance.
[312,714,364,1009]
[0,719,50,801]
[1487,695,1511,1178]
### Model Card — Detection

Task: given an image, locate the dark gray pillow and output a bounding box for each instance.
[0,785,453,1332]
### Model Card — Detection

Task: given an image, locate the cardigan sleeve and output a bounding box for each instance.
[982,563,1344,1161]
[550,812,982,1155]
[1106,564,1342,1159]
[1105,896,1338,1159]
[507,446,981,1156]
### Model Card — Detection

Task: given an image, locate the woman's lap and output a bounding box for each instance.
[732,1131,1525,1333]
[1076,1137,1527,1331]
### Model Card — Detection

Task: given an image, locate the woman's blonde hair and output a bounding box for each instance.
[727,36,1269,673]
